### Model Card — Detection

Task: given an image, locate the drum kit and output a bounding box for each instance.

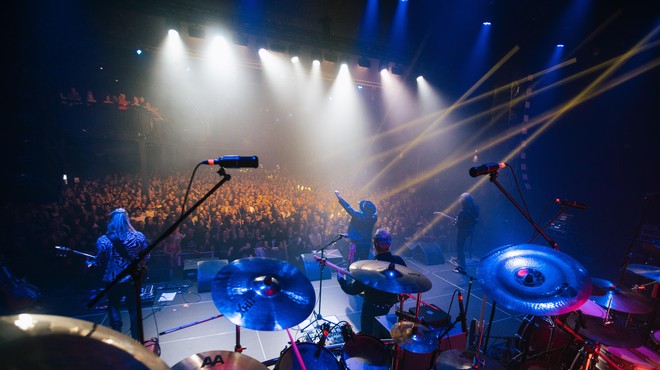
[3,245,656,370]
[475,244,659,370]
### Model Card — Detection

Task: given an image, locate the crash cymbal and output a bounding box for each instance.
[589,278,654,314]
[172,350,268,370]
[212,257,316,331]
[0,314,170,370]
[435,349,504,370]
[349,260,432,293]
[563,314,644,348]
[627,264,660,282]
[390,321,438,354]
[476,244,592,316]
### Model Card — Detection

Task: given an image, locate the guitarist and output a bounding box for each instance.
[90,208,149,340]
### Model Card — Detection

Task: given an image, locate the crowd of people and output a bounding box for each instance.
[2,168,456,292]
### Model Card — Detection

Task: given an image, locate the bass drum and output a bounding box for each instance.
[341,334,392,370]
[597,345,660,370]
[514,315,575,368]
[275,342,340,370]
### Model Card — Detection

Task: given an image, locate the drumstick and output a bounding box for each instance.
[285,328,307,370]
[313,256,353,279]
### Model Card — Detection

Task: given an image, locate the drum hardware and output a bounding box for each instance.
[301,235,345,334]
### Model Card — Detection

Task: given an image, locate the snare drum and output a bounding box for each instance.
[275,342,340,370]
[341,334,392,370]
[597,345,660,370]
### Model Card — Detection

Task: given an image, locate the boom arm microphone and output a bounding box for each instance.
[555,198,587,210]
[469,162,506,177]
[201,155,259,168]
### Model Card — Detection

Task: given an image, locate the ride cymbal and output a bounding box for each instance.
[0,314,170,370]
[476,244,592,316]
[589,278,654,314]
[349,260,432,294]
[390,321,438,354]
[211,257,316,331]
[563,314,644,348]
[172,350,268,370]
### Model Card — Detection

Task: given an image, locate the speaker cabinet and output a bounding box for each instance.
[301,253,331,281]
[410,242,444,265]
[197,259,228,293]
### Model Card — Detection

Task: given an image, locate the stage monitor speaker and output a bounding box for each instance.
[301,253,331,281]
[410,242,444,265]
[197,259,228,293]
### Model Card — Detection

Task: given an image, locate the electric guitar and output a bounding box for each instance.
[54,245,97,259]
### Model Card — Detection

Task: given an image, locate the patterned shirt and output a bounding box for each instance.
[96,231,149,283]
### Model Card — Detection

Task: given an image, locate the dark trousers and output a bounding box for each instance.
[456,229,473,270]
[107,281,139,340]
[360,301,393,338]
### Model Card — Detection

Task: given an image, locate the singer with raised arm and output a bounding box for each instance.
[89,208,149,340]
[337,228,405,338]
[452,193,479,275]
[335,191,378,264]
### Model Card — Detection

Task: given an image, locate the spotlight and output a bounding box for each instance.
[338,54,350,66]
[482,21,492,26]
[311,49,322,63]
[288,44,301,57]
[556,44,565,48]
[379,60,389,73]
[165,18,180,34]
[358,56,372,68]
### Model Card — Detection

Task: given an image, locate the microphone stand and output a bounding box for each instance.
[87,167,232,343]
[488,171,558,250]
[301,234,343,333]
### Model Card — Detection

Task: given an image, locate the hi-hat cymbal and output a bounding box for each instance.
[627,264,660,282]
[589,278,654,314]
[211,257,316,331]
[435,349,504,370]
[0,314,170,370]
[390,321,438,353]
[476,244,592,316]
[172,350,268,370]
[349,260,432,293]
[563,314,644,348]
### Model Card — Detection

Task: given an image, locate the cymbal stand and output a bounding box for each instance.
[488,170,558,250]
[87,166,232,344]
[301,234,343,333]
[235,325,245,353]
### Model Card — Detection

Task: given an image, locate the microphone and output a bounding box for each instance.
[458,291,468,333]
[555,198,587,210]
[469,162,506,177]
[201,155,259,168]
[339,233,349,238]
[315,323,330,357]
